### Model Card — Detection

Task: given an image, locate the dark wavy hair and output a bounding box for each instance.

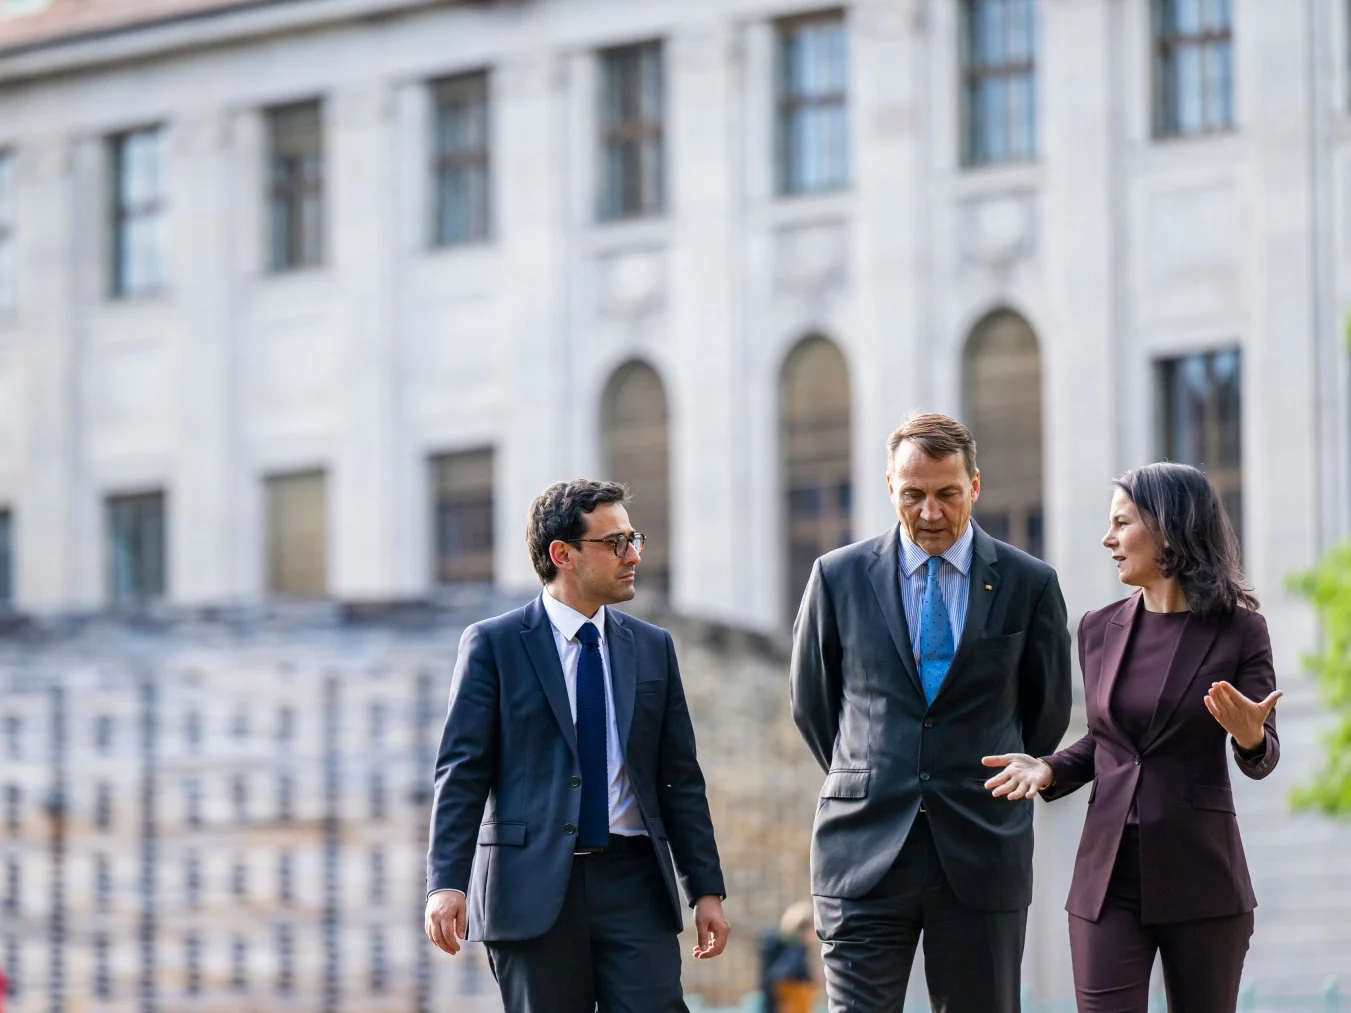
[526,479,629,584]
[1114,462,1257,621]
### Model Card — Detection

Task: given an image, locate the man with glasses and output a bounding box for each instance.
[425,479,730,1013]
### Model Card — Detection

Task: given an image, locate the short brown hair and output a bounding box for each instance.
[886,413,978,477]
[525,479,629,584]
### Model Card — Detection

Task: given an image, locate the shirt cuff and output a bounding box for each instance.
[427,888,466,899]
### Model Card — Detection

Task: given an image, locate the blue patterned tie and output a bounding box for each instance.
[575,621,609,848]
[919,555,955,704]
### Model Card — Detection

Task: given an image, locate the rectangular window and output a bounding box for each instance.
[93,934,111,999]
[0,151,15,314]
[1153,0,1233,137]
[1157,348,1243,541]
[431,449,494,584]
[962,0,1036,165]
[184,934,202,995]
[276,925,294,996]
[106,490,166,605]
[230,936,249,992]
[777,12,849,196]
[4,784,18,837]
[232,775,248,824]
[109,127,164,298]
[266,101,324,271]
[232,859,248,900]
[3,935,18,998]
[276,771,294,823]
[94,781,113,832]
[94,714,114,754]
[266,470,328,596]
[278,852,294,906]
[599,41,664,221]
[370,929,388,995]
[3,857,17,913]
[184,777,202,830]
[185,853,202,909]
[0,508,12,607]
[369,770,387,821]
[370,848,386,905]
[277,706,295,744]
[3,714,19,761]
[431,72,491,245]
[95,853,111,912]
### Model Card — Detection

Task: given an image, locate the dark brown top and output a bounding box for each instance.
[1114,609,1189,823]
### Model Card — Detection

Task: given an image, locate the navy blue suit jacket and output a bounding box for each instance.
[426,595,726,942]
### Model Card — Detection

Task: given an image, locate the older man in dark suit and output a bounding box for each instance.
[791,413,1072,1012]
[424,479,730,1013]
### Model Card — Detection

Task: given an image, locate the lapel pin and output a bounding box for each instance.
[984,584,993,592]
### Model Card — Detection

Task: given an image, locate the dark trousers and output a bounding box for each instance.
[484,838,686,1013]
[1069,826,1254,1013]
[814,813,1027,1013]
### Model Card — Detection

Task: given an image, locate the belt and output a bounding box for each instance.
[574,833,652,857]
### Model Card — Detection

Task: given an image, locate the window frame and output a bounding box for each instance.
[597,40,666,221]
[430,71,492,246]
[960,0,1037,167]
[265,101,325,272]
[776,9,850,197]
[1152,0,1235,138]
[108,126,165,299]
[105,489,167,607]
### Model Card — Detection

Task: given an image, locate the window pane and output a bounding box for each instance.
[963,0,1036,166]
[267,102,323,270]
[1159,348,1243,546]
[431,450,494,584]
[432,72,491,245]
[599,42,664,219]
[106,491,166,604]
[0,508,12,606]
[266,470,328,596]
[110,128,163,297]
[778,14,849,194]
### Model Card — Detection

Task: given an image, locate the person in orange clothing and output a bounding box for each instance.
[760,900,821,1013]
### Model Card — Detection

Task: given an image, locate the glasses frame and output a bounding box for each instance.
[566,532,647,557]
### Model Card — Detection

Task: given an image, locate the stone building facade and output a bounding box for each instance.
[2,0,1351,1005]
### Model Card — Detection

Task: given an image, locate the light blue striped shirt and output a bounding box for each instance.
[898,522,974,660]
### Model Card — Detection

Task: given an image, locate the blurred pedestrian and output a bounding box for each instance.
[759,899,819,1013]
[424,479,730,1013]
[984,462,1281,1012]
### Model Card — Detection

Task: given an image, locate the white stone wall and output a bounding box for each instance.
[1,0,1350,1000]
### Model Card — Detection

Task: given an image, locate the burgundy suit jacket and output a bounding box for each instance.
[1042,592,1279,924]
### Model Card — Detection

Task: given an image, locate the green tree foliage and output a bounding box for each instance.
[1288,542,1351,816]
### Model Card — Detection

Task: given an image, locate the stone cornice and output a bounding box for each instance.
[0,0,473,85]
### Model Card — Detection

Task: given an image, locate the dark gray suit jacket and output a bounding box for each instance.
[790,523,1072,911]
[426,595,726,942]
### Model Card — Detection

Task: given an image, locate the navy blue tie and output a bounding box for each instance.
[575,621,609,848]
[919,555,955,704]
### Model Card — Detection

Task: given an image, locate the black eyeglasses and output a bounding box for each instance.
[568,532,647,557]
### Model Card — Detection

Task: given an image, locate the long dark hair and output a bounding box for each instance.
[1114,462,1258,621]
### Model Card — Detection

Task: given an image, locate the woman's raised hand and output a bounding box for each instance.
[981,752,1054,800]
[1203,681,1282,752]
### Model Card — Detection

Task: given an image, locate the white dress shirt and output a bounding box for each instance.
[540,588,646,837]
[898,521,974,659]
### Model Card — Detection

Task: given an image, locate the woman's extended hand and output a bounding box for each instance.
[981,753,1054,800]
[1203,681,1282,752]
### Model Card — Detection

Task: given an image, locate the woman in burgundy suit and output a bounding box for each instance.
[982,463,1282,1013]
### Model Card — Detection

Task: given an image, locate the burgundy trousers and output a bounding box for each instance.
[1068,827,1254,1013]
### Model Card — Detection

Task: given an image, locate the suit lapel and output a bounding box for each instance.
[1139,614,1219,752]
[940,525,998,696]
[1096,593,1141,728]
[867,526,924,697]
[607,611,637,758]
[520,597,578,758]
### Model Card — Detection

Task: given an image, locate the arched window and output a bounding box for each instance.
[601,361,671,598]
[962,310,1045,557]
[780,336,852,623]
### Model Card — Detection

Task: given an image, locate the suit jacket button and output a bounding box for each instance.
[569,776,581,787]
[1133,755,1141,765]
[923,718,934,728]
[919,773,930,781]
[564,823,576,835]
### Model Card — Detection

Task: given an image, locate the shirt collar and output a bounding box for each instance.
[898,521,975,578]
[541,587,607,644]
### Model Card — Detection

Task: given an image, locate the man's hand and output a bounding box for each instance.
[691,896,730,960]
[424,890,466,955]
